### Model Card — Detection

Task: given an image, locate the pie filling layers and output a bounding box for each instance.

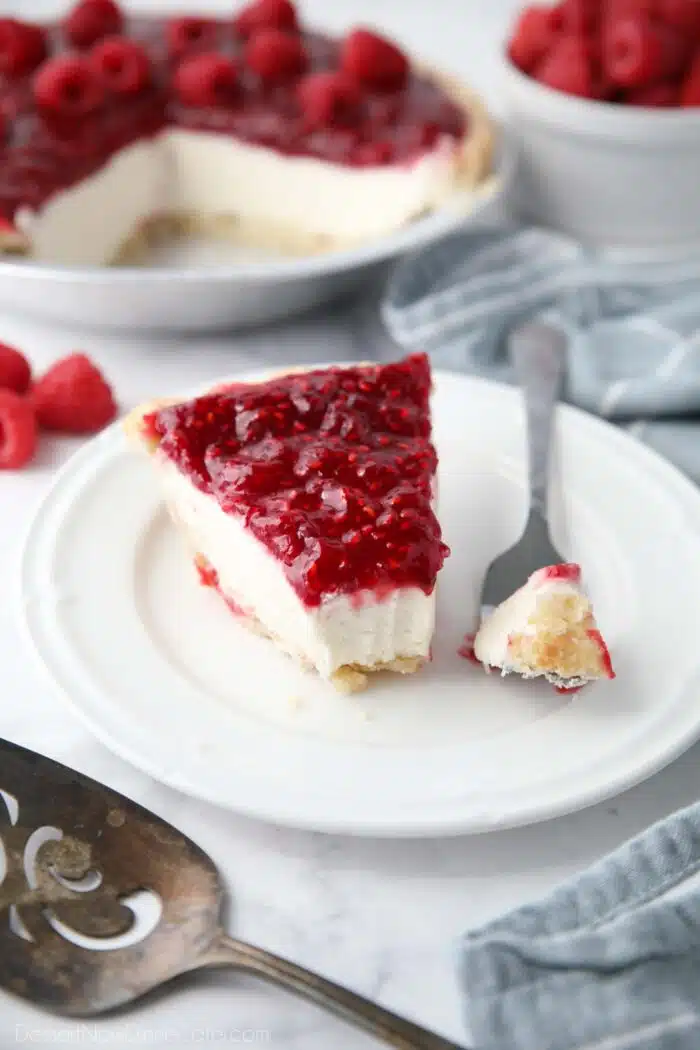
[473,564,615,688]
[125,353,449,692]
[0,0,493,265]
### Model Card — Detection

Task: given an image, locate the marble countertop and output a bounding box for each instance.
[3,2,700,1048]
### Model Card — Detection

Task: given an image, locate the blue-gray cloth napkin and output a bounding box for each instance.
[462,800,700,1050]
[382,225,700,484]
[382,225,700,1048]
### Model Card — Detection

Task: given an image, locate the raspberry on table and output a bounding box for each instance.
[0,389,37,469]
[626,81,678,105]
[32,353,117,434]
[559,0,598,34]
[0,342,31,395]
[656,0,700,35]
[681,51,700,105]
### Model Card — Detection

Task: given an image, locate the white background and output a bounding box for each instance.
[4,2,700,1048]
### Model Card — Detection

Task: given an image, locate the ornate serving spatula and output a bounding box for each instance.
[0,738,465,1049]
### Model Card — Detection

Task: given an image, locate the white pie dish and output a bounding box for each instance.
[0,159,507,333]
[19,367,700,836]
[0,1,509,332]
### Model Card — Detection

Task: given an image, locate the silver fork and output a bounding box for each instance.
[479,322,567,623]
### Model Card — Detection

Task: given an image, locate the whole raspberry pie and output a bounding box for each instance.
[124,354,449,692]
[0,0,494,266]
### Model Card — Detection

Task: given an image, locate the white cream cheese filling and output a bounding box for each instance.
[474,578,584,673]
[156,456,435,680]
[14,129,459,266]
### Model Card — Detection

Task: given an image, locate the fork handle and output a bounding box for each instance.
[510,322,566,518]
[198,933,468,1049]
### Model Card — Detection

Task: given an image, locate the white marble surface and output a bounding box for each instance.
[3,2,700,1048]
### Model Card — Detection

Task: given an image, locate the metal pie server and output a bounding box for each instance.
[0,737,466,1049]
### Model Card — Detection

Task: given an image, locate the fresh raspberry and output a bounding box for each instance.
[558,0,598,34]
[603,15,688,87]
[340,29,409,91]
[602,0,655,20]
[245,28,308,81]
[165,17,219,60]
[535,34,594,96]
[234,0,298,38]
[680,50,700,103]
[506,6,561,73]
[0,19,48,77]
[89,36,151,96]
[0,343,31,394]
[656,0,700,36]
[0,390,37,469]
[298,71,362,128]
[63,0,123,49]
[175,53,240,107]
[34,56,105,117]
[625,80,678,103]
[593,71,620,100]
[32,354,117,434]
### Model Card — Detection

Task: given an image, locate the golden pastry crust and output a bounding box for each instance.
[431,69,496,192]
[122,397,177,452]
[508,591,609,681]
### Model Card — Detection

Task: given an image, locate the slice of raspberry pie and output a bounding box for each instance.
[125,354,449,692]
[0,0,493,265]
[473,564,614,689]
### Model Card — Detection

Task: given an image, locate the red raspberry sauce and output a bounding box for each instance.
[147,354,449,608]
[0,12,466,227]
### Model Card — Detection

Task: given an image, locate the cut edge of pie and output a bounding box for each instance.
[124,356,447,693]
[0,1,497,266]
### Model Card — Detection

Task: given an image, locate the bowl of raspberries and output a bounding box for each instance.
[503,0,700,248]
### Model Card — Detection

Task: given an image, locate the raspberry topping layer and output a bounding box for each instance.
[144,354,449,607]
[0,2,466,226]
[534,562,582,584]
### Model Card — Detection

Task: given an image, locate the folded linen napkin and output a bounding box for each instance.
[382,225,700,484]
[461,800,700,1050]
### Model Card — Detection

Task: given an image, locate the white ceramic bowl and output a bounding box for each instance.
[501,54,700,250]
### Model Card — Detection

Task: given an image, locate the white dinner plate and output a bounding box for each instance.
[20,368,700,836]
